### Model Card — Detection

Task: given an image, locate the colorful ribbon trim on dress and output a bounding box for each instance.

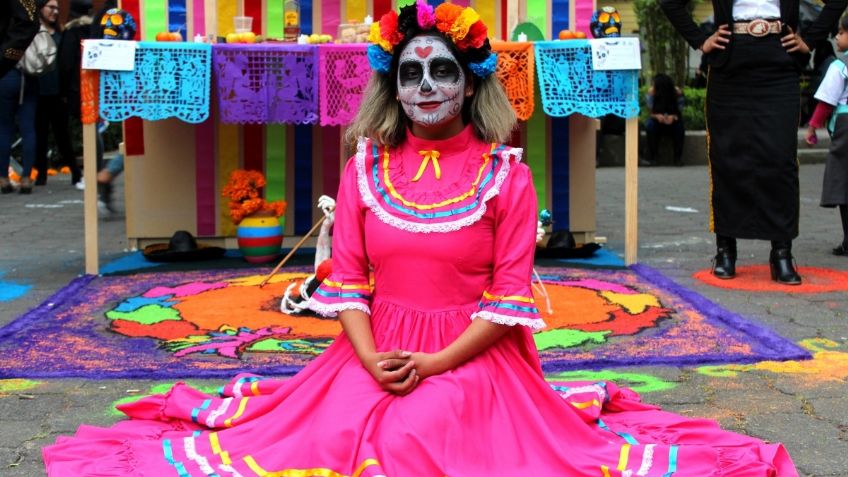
[308,278,373,317]
[600,443,679,477]
[369,143,503,220]
[473,289,544,329]
[165,432,384,476]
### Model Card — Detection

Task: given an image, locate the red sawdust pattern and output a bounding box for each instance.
[693,265,848,293]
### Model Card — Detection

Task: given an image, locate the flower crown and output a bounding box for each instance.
[367,0,497,78]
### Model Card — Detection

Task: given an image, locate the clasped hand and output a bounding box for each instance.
[363,350,445,396]
[653,113,677,125]
[700,24,809,54]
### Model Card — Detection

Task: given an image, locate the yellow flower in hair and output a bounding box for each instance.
[449,8,480,41]
[368,22,394,53]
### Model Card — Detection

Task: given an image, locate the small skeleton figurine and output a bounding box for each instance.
[280,195,336,315]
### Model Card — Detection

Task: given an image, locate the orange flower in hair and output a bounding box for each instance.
[434,3,463,35]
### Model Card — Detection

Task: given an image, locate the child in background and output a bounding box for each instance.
[806,15,848,256]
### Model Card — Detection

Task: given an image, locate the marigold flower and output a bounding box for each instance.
[455,20,487,51]
[449,8,480,42]
[222,170,287,225]
[434,4,463,36]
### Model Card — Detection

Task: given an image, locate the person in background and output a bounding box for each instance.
[33,0,83,189]
[805,15,848,257]
[644,73,686,166]
[93,2,128,217]
[660,0,847,284]
[0,0,39,78]
[0,0,40,194]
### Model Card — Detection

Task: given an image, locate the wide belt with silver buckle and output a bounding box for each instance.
[732,19,782,37]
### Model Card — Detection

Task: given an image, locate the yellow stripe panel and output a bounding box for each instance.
[217,0,238,36]
[347,0,367,23]
[482,290,536,303]
[617,443,631,471]
[224,398,250,427]
[473,0,497,40]
[242,456,382,477]
[251,380,261,396]
[601,465,611,477]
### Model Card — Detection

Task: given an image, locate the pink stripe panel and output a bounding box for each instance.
[192,0,205,36]
[321,0,340,37]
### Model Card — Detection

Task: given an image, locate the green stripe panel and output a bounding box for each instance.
[526,0,549,40]
[143,0,169,41]
[266,0,284,37]
[265,124,287,232]
[526,86,547,209]
[240,245,283,256]
[265,125,286,204]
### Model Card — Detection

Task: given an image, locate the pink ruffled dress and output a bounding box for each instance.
[43,125,798,476]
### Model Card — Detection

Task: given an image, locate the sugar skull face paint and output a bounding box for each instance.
[397,36,467,128]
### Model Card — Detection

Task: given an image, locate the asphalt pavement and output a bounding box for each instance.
[0,161,846,476]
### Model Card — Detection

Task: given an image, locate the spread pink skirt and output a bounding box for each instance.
[43,299,798,476]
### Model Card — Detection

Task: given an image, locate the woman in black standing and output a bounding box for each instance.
[34,0,82,188]
[660,0,846,284]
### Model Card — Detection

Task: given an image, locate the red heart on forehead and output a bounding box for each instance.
[414,46,433,58]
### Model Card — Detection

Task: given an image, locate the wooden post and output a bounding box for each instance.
[83,122,99,274]
[624,117,638,265]
[568,114,597,244]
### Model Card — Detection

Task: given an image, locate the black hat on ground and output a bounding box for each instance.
[142,231,226,262]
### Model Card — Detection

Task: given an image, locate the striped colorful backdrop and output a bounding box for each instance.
[118,0,593,237]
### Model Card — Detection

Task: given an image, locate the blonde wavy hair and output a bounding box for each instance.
[345,36,516,148]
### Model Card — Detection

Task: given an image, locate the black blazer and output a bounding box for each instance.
[660,0,848,68]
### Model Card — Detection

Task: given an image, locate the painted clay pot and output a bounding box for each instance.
[236,212,283,264]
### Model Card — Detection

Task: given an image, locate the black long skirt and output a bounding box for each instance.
[706,34,800,241]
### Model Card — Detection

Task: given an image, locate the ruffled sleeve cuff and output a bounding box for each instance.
[305,275,372,317]
[471,290,545,330]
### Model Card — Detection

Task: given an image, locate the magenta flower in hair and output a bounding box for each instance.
[416,0,436,29]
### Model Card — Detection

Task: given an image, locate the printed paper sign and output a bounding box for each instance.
[590,38,641,71]
[82,40,137,71]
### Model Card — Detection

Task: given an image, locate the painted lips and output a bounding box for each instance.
[417,101,443,110]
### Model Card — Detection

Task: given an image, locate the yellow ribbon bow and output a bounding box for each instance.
[411,150,441,182]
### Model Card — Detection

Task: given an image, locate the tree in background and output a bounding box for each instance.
[633,0,695,86]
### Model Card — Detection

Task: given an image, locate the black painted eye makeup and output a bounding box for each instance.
[399,62,424,87]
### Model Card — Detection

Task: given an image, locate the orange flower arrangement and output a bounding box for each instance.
[222,170,287,224]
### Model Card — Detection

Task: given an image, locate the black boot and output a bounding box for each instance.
[712,235,737,279]
[769,241,802,285]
